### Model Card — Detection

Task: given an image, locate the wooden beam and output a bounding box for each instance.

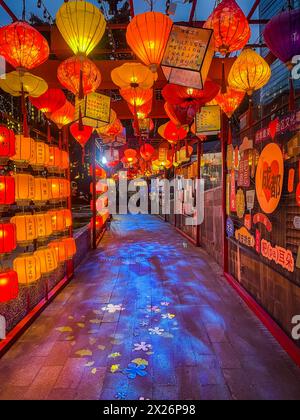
[129,0,135,18]
[189,0,198,24]
[248,0,261,20]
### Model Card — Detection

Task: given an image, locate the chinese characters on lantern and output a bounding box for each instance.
[261,240,295,273]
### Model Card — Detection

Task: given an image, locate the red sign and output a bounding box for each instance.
[261,239,295,273]
[238,151,250,188]
[255,111,300,144]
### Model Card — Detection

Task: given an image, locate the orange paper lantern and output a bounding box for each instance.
[50,101,75,130]
[0,21,49,70]
[10,215,37,246]
[13,254,41,285]
[61,237,77,260]
[215,87,245,118]
[34,247,58,274]
[14,174,35,205]
[120,87,153,108]
[30,88,66,118]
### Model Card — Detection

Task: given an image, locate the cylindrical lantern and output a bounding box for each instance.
[34,177,50,205]
[48,147,62,172]
[34,213,53,241]
[61,237,77,260]
[0,270,19,303]
[0,125,16,163]
[12,135,36,168]
[0,223,17,254]
[60,151,70,171]
[59,179,71,200]
[34,247,58,275]
[29,140,50,170]
[48,178,61,202]
[13,254,41,285]
[47,209,67,233]
[49,240,67,264]
[14,174,35,205]
[61,209,73,229]
[0,176,15,206]
[10,214,38,246]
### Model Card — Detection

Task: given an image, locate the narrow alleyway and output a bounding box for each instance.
[0,215,300,400]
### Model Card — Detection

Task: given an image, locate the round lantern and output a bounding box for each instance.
[57,56,101,96]
[0,176,15,206]
[204,0,251,56]
[47,209,67,233]
[30,89,66,118]
[0,125,16,163]
[12,135,36,168]
[120,87,153,108]
[111,63,156,89]
[158,121,188,144]
[13,254,41,285]
[0,270,19,303]
[97,119,123,138]
[140,144,155,161]
[0,223,16,254]
[126,12,173,73]
[61,237,77,260]
[34,247,58,275]
[164,102,195,128]
[228,49,271,96]
[50,101,75,130]
[70,123,93,148]
[124,149,137,164]
[34,177,50,205]
[61,209,73,229]
[129,100,152,120]
[34,213,53,241]
[0,21,49,70]
[56,0,106,57]
[90,165,107,179]
[14,174,35,205]
[215,87,245,118]
[0,71,48,97]
[49,240,68,264]
[10,214,38,246]
[48,146,62,173]
[29,140,50,170]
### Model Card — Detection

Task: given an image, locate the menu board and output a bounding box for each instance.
[161,25,214,89]
[75,93,111,127]
[195,105,221,135]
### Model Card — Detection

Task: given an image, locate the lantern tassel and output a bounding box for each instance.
[79,69,84,101]
[47,121,51,143]
[221,60,227,94]
[228,121,232,145]
[82,147,85,166]
[248,97,253,127]
[289,75,295,112]
[59,130,62,149]
[79,106,84,131]
[185,138,189,157]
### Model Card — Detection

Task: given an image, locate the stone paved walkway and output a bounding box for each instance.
[0,215,300,400]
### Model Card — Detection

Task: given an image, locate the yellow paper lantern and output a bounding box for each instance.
[10,214,37,246]
[49,240,67,264]
[126,12,173,73]
[14,174,35,205]
[13,253,41,285]
[29,140,50,170]
[61,209,73,229]
[0,71,48,97]
[228,49,271,96]
[111,63,157,89]
[47,209,67,233]
[34,213,53,241]
[12,135,36,168]
[48,178,61,202]
[48,146,61,172]
[61,237,77,260]
[34,177,50,205]
[56,0,106,57]
[34,247,58,275]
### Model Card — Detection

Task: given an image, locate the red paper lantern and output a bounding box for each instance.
[120,87,153,108]
[57,56,101,96]
[159,121,188,144]
[124,149,137,162]
[0,270,19,303]
[89,165,106,179]
[0,21,49,70]
[0,176,15,205]
[0,223,16,254]
[129,100,152,119]
[215,87,245,118]
[0,125,16,161]
[70,123,93,148]
[140,144,155,161]
[30,88,66,118]
[50,101,75,130]
[162,81,220,108]
[165,102,195,127]
[107,160,119,168]
[205,0,251,56]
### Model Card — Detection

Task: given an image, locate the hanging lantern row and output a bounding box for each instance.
[10,209,72,247]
